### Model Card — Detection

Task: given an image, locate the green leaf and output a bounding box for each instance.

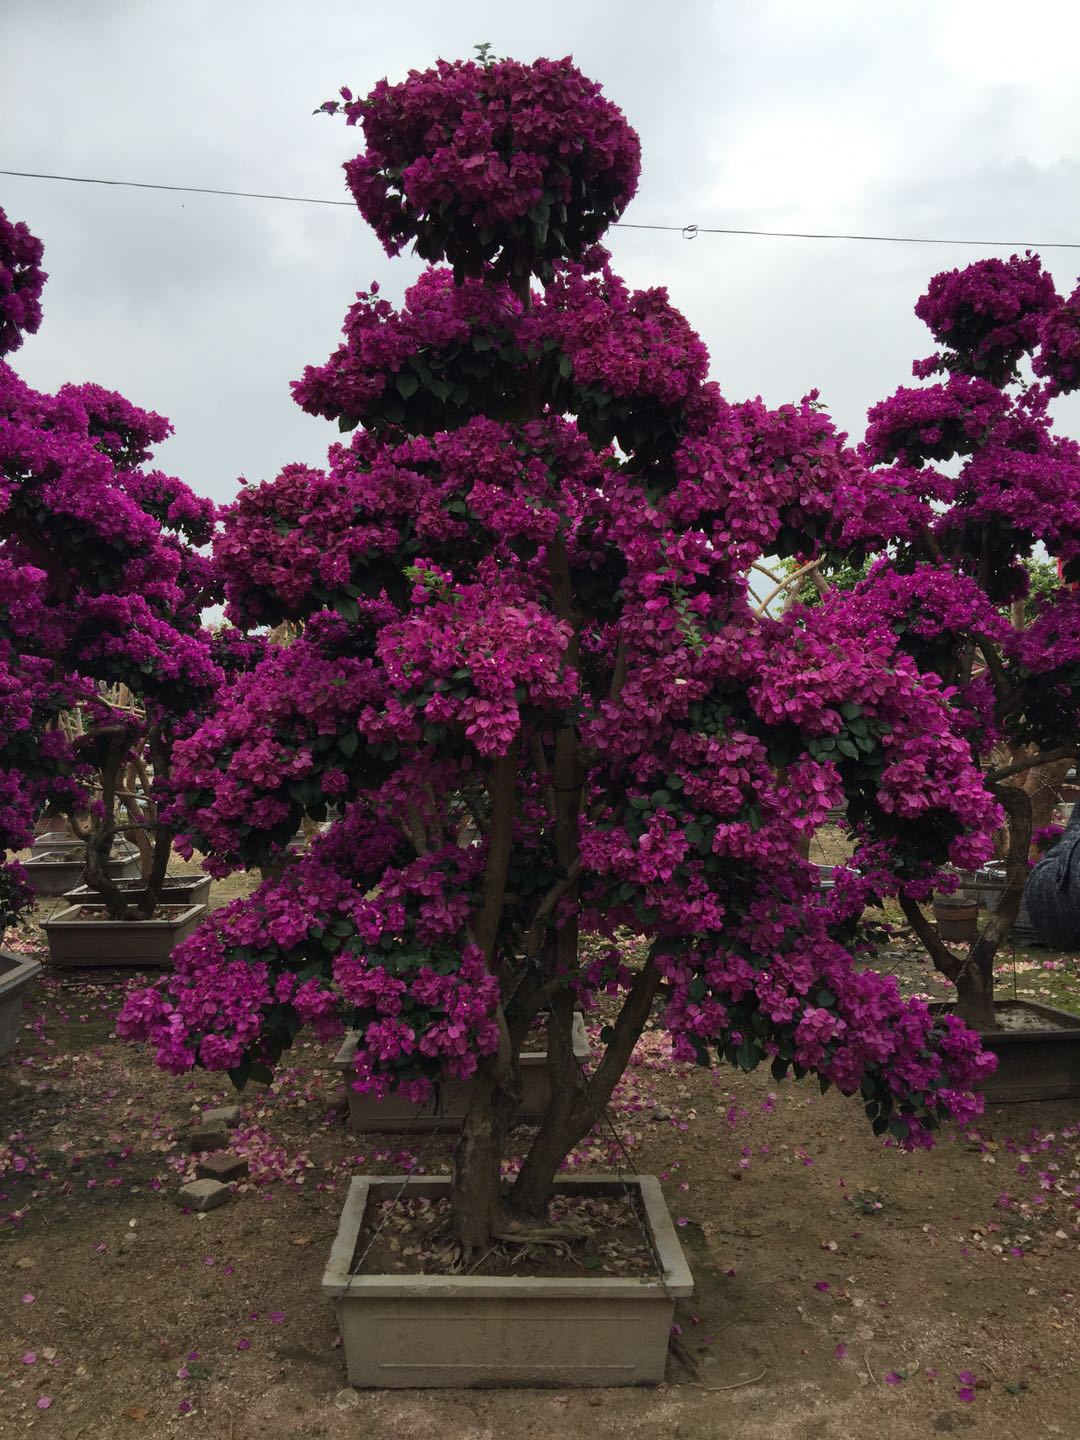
[333,595,360,622]
[339,730,359,758]
[394,371,419,399]
[557,353,573,379]
[735,1037,759,1072]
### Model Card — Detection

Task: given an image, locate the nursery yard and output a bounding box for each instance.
[2,880,1078,1440]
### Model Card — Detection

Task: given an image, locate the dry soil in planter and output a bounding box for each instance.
[323,1173,692,1388]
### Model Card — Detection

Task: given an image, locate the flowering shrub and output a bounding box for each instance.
[913,252,1059,385]
[823,251,1080,1028]
[0,206,46,356]
[122,56,1000,1249]
[0,204,221,918]
[323,51,640,281]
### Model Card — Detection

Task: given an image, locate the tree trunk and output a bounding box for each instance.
[450,1044,522,1253]
[510,952,661,1217]
[952,964,998,1031]
[505,991,587,1219]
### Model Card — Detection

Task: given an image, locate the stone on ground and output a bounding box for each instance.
[195,1152,249,1182]
[188,1122,229,1153]
[176,1179,231,1212]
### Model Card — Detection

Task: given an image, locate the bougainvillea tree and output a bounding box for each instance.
[822,251,1080,1029]
[0,203,222,920]
[122,52,1001,1251]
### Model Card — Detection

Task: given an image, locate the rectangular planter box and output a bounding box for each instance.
[323,1174,693,1388]
[62,874,212,908]
[334,1012,591,1133]
[0,948,43,1058]
[932,999,1080,1102]
[24,852,142,897]
[42,903,207,968]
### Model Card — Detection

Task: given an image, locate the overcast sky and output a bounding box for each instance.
[3,0,1079,506]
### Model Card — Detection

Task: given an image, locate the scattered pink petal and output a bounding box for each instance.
[884,1371,904,1385]
[21,1294,34,1304]
[236,1339,251,1352]
[268,1310,285,1324]
[813,1281,830,1292]
[957,1370,976,1385]
[958,1387,976,1403]
[36,1397,52,1411]
[22,1352,37,1365]
[676,1216,688,1228]
[834,1344,849,1359]
[178,1399,192,1414]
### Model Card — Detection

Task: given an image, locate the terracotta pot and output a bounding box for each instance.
[0,948,42,1057]
[323,1174,692,1388]
[334,1012,591,1132]
[931,999,1080,1102]
[932,896,980,942]
[42,903,207,968]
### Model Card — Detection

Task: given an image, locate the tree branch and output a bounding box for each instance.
[986,747,1078,785]
[473,739,521,966]
[898,894,963,982]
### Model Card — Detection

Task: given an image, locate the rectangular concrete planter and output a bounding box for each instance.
[0,948,42,1058]
[932,999,1080,1102]
[24,851,142,897]
[42,903,207,968]
[62,874,212,908]
[323,1174,693,1388]
[334,1012,591,1132]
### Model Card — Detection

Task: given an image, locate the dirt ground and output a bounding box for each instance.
[2,863,1079,1440]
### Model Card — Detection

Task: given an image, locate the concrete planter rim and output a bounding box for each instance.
[43,903,206,933]
[323,1173,694,1302]
[0,946,43,998]
[930,997,1080,1045]
[61,876,210,902]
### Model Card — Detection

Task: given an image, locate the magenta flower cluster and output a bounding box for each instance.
[0,205,46,356]
[913,252,1059,384]
[325,54,640,278]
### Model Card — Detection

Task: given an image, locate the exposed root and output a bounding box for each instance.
[492,1219,586,1245]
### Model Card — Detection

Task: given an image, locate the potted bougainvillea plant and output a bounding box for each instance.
[121,50,1002,1386]
[0,202,222,967]
[817,252,1080,1100]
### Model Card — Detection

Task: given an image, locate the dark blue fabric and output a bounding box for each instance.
[1024,805,1080,950]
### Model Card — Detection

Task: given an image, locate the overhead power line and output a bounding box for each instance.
[2,167,1079,250]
